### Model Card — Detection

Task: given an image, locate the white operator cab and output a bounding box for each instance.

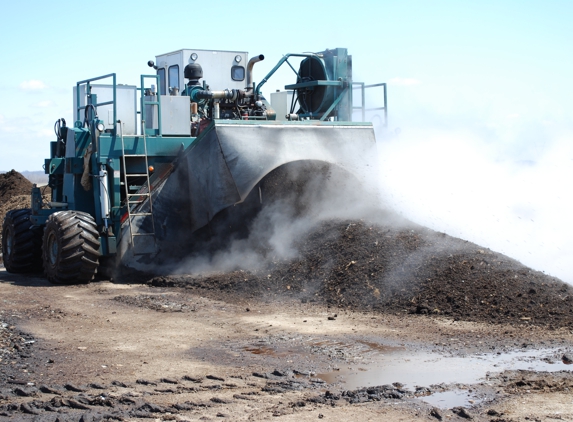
[154,49,249,95]
[145,49,249,136]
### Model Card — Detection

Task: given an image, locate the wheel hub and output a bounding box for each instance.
[47,232,58,266]
[5,229,13,257]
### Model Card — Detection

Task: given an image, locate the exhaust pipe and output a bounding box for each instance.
[246,54,264,92]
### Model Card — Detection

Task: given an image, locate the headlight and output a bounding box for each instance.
[96,122,105,132]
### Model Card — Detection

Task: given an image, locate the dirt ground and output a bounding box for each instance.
[1,271,572,422]
[1,170,572,421]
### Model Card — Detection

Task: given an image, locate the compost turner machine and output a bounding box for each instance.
[1,47,387,283]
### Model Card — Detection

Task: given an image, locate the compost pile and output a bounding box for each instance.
[0,170,33,201]
[150,219,573,329]
[0,170,34,217]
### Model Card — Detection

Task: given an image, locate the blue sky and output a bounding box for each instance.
[1,0,572,282]
[1,0,570,172]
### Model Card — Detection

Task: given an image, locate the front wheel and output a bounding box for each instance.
[2,209,43,273]
[42,211,101,284]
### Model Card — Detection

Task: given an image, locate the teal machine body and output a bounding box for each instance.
[2,47,387,283]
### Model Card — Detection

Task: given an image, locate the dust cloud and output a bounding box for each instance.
[377,125,573,284]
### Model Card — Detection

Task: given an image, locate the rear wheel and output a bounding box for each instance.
[42,211,101,284]
[1,209,43,273]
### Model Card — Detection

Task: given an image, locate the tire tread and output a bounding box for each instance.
[2,209,43,273]
[43,211,101,284]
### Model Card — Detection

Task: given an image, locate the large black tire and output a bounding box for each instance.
[2,209,43,273]
[42,211,101,284]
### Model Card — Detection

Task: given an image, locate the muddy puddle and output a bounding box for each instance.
[420,389,484,409]
[242,337,571,401]
[315,345,571,390]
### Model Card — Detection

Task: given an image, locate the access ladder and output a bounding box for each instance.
[119,121,156,250]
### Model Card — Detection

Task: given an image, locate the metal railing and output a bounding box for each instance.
[75,73,117,133]
[352,82,387,126]
[139,75,162,136]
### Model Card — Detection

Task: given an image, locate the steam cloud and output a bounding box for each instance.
[153,120,573,287]
[377,125,573,285]
[171,159,387,276]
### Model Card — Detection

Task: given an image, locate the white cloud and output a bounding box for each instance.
[19,80,48,91]
[0,117,20,134]
[0,116,55,171]
[389,77,421,86]
[32,100,56,108]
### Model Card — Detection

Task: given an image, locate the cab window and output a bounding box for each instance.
[168,65,179,91]
[157,68,166,95]
[231,65,245,81]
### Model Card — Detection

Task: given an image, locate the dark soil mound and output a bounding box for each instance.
[149,219,573,329]
[0,170,33,204]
